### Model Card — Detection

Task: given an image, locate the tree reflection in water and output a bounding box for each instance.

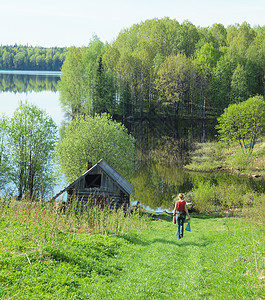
[0,73,59,93]
[127,118,265,211]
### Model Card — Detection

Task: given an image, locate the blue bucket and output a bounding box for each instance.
[185,222,191,231]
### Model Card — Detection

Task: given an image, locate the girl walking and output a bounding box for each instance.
[173,193,190,239]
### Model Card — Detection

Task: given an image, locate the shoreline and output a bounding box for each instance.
[184,141,265,178]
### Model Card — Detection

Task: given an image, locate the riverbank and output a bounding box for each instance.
[0,209,264,299]
[184,141,265,177]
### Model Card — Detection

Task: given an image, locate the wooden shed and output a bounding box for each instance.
[53,159,133,210]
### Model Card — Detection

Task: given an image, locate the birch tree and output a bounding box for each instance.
[9,102,57,199]
[216,96,265,153]
[0,116,10,193]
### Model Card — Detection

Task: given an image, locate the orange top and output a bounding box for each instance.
[176,200,186,211]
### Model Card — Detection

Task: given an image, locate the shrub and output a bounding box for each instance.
[192,181,217,213]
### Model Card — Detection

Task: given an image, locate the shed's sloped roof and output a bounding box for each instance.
[53,159,133,200]
[96,159,134,195]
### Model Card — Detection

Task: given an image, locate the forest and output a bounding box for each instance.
[0,45,67,71]
[58,18,265,119]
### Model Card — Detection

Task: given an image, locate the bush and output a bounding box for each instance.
[215,183,244,211]
[192,181,217,213]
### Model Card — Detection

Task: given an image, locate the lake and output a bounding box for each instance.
[1,71,264,212]
[0,70,63,126]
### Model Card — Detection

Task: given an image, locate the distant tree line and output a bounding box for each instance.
[58,19,265,119]
[0,45,67,71]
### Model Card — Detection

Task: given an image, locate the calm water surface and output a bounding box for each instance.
[0,70,62,76]
[0,90,63,125]
[0,71,63,126]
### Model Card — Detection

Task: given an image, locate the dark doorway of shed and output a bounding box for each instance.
[85,174,101,188]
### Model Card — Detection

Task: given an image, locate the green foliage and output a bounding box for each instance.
[226,150,254,171]
[55,19,265,119]
[156,54,194,116]
[58,37,115,118]
[58,46,87,118]
[189,169,265,214]
[94,57,116,115]
[8,102,57,199]
[231,64,248,103]
[0,45,67,71]
[0,116,11,191]
[82,37,108,115]
[216,95,265,153]
[191,180,217,212]
[195,42,221,70]
[103,20,265,118]
[3,21,265,119]
[56,114,136,183]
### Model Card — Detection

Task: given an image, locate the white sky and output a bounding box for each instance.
[0,0,264,47]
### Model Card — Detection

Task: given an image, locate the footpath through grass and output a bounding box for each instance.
[93,214,264,300]
[0,210,264,299]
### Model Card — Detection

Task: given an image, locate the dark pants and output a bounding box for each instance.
[176,216,185,239]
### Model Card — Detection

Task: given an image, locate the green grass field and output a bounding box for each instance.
[0,201,264,300]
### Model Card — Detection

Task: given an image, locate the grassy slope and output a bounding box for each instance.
[1,213,264,299]
[97,214,264,300]
[184,141,265,176]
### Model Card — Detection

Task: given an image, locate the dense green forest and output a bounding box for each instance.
[0,45,67,71]
[58,19,265,119]
[1,19,265,119]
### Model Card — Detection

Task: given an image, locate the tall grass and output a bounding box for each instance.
[0,197,149,238]
[0,196,149,270]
